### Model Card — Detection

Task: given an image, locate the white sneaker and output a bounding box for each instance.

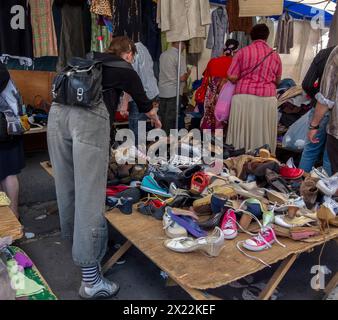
[316,176,338,196]
[79,278,120,300]
[169,155,201,167]
[163,211,187,239]
[286,157,296,168]
[310,167,329,180]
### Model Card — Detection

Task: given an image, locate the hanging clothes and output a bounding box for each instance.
[328,4,338,47]
[189,38,204,54]
[90,14,111,52]
[274,12,294,54]
[257,17,275,48]
[0,0,33,60]
[90,0,113,18]
[141,0,162,61]
[206,6,229,58]
[226,0,253,34]
[157,0,211,42]
[230,31,250,49]
[57,2,86,70]
[111,0,142,42]
[29,0,58,58]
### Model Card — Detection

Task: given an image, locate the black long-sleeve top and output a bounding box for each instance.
[302,46,335,100]
[92,52,152,122]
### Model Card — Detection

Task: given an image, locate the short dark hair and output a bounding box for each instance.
[106,36,137,57]
[250,24,270,41]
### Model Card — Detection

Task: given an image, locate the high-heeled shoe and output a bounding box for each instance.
[164,227,224,257]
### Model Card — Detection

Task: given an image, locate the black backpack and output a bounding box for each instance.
[52,55,133,108]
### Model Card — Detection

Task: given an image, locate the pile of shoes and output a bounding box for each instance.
[105,140,337,264]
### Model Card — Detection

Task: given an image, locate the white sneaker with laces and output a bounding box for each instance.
[79,278,120,300]
[243,227,283,252]
[310,167,330,180]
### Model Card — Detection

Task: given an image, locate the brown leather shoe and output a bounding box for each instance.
[300,176,318,210]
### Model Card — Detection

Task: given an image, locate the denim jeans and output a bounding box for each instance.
[299,109,332,175]
[47,102,110,267]
[128,101,148,144]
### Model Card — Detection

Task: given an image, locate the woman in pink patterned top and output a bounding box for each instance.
[226,24,282,155]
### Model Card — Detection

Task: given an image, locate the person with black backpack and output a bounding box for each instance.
[47,36,161,300]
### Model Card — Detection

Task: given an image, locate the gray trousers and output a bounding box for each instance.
[47,102,110,267]
[159,97,185,135]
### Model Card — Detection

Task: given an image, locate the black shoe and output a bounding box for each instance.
[152,171,184,190]
[168,194,199,208]
[198,211,225,230]
[229,148,246,157]
[178,165,203,188]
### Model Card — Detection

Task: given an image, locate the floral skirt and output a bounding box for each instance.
[200,77,223,130]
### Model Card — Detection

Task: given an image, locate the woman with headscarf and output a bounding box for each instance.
[0,62,25,218]
[200,39,239,130]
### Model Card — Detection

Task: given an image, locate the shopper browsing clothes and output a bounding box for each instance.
[299,46,335,176]
[0,62,25,219]
[158,41,191,135]
[119,42,160,144]
[47,36,161,300]
[308,46,338,175]
[200,39,239,130]
[226,24,282,155]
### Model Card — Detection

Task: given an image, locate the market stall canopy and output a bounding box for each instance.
[283,0,336,27]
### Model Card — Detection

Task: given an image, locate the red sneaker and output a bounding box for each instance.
[190,172,210,194]
[243,227,277,251]
[220,209,238,240]
[280,166,304,180]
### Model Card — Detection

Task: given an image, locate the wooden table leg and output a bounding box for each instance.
[169,276,222,300]
[102,240,133,274]
[323,272,338,300]
[259,254,298,300]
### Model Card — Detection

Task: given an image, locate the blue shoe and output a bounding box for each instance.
[140,175,172,198]
[211,194,229,214]
[106,197,134,215]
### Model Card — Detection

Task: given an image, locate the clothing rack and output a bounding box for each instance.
[176,41,182,129]
[284,7,314,19]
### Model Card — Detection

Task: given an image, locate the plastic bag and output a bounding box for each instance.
[214,81,236,122]
[282,111,310,151]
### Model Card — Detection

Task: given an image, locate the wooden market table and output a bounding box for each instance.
[40,161,338,300]
[104,208,338,300]
[0,206,23,241]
